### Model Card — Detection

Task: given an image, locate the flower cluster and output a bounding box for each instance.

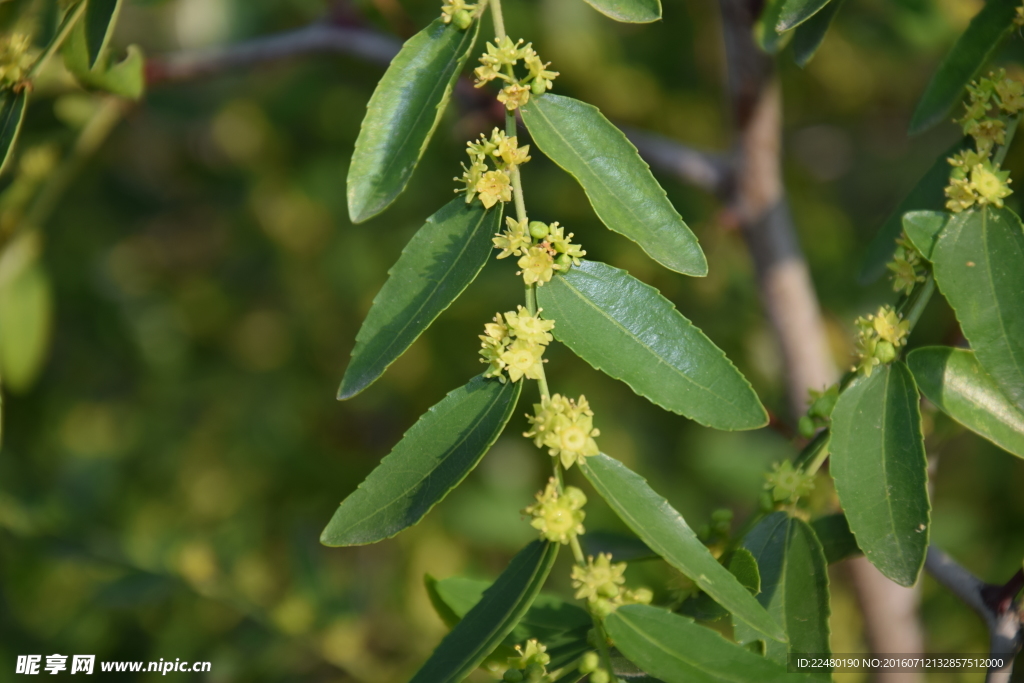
[525,394,600,468]
[524,479,586,544]
[439,0,477,29]
[456,128,530,208]
[0,34,32,87]
[944,71,1023,212]
[494,218,586,285]
[764,460,815,505]
[473,36,559,110]
[887,234,927,296]
[501,640,551,683]
[479,306,554,382]
[852,305,910,376]
[571,554,652,618]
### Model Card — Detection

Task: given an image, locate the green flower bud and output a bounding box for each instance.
[798,415,816,439]
[529,220,549,239]
[579,652,600,674]
[591,668,610,683]
[531,78,548,96]
[454,9,473,28]
[503,669,524,683]
[874,340,897,364]
[554,253,572,270]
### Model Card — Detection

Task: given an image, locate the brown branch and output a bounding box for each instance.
[145,23,401,85]
[926,547,1022,683]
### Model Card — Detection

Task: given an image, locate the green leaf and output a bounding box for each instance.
[733,513,831,675]
[791,0,845,67]
[908,0,1019,134]
[858,140,964,283]
[579,0,661,23]
[347,19,479,223]
[777,0,831,32]
[902,210,948,260]
[0,262,53,394]
[755,0,791,55]
[929,207,1024,412]
[339,199,501,399]
[520,95,706,277]
[580,453,785,642]
[908,346,1024,460]
[829,362,930,586]
[537,261,767,430]
[84,0,122,68]
[63,18,144,99]
[810,513,861,564]
[409,540,559,683]
[0,88,28,176]
[320,374,521,546]
[679,547,760,622]
[606,604,809,683]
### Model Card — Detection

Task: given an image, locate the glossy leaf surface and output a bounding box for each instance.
[339,199,500,399]
[830,363,930,586]
[930,207,1024,411]
[580,453,785,642]
[521,95,707,276]
[347,19,479,223]
[580,0,661,23]
[908,346,1024,459]
[902,210,948,260]
[537,261,767,430]
[777,0,831,32]
[909,0,1018,134]
[410,541,558,683]
[321,375,520,546]
[0,88,27,175]
[810,513,861,564]
[84,0,121,68]
[734,513,831,675]
[792,0,845,67]
[859,141,963,283]
[606,605,807,683]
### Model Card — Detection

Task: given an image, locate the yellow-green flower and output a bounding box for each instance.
[504,305,555,345]
[546,223,586,270]
[439,0,476,27]
[525,394,600,468]
[476,170,512,208]
[971,161,1012,207]
[523,47,559,94]
[500,338,545,382]
[496,135,531,168]
[965,118,1005,155]
[518,246,555,285]
[945,176,977,213]
[455,160,487,204]
[764,460,815,504]
[498,83,531,111]
[853,305,909,375]
[887,237,926,296]
[524,479,586,544]
[572,553,626,602]
[494,217,532,258]
[996,77,1024,114]
[0,34,33,86]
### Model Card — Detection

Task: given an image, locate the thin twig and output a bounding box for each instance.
[145,23,401,84]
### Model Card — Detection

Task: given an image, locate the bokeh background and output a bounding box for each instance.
[1,0,1023,680]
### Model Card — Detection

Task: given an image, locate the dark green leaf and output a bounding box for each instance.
[63,17,144,99]
[908,346,1024,459]
[84,0,122,68]
[810,513,861,564]
[858,140,964,283]
[733,513,831,675]
[347,19,479,223]
[409,541,559,683]
[777,0,831,32]
[909,0,1019,134]
[579,0,661,23]
[0,88,27,176]
[930,207,1024,411]
[755,0,791,55]
[580,453,785,642]
[606,605,808,683]
[679,547,759,622]
[902,210,948,260]
[320,374,521,546]
[792,0,845,67]
[830,362,930,586]
[537,261,767,430]
[521,95,706,277]
[339,199,501,399]
[0,258,53,393]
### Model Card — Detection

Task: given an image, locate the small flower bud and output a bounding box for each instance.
[579,652,600,674]
[591,668,610,683]
[798,415,816,439]
[529,220,549,239]
[531,78,548,96]
[453,9,473,28]
[875,340,897,364]
[503,669,524,683]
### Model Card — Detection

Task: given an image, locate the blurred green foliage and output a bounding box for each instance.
[1,0,1023,680]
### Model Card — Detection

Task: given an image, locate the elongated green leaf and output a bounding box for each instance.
[777,0,830,32]
[908,346,1024,459]
[321,374,521,546]
[410,540,558,683]
[810,513,861,564]
[521,95,706,277]
[537,261,767,430]
[84,0,122,68]
[830,362,930,586]
[859,140,964,283]
[347,20,479,223]
[902,210,948,260]
[607,605,809,683]
[0,261,53,393]
[0,88,27,176]
[679,548,760,622]
[579,0,661,23]
[63,18,144,99]
[930,207,1024,411]
[792,0,845,67]
[909,0,1019,134]
[580,453,785,642]
[339,200,501,399]
[733,513,831,676]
